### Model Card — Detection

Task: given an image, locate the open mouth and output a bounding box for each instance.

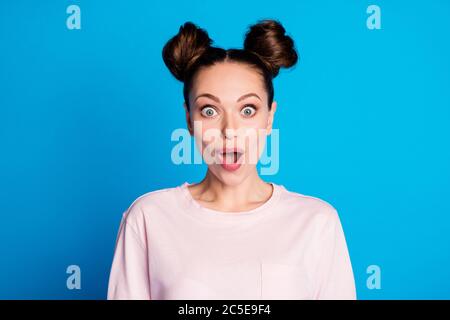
[218,151,244,164]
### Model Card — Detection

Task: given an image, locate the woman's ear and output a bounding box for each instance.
[183,102,193,135]
[266,101,277,135]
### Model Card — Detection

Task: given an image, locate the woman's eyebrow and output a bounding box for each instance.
[194,93,261,103]
[237,93,261,102]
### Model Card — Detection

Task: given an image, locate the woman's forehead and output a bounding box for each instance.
[191,62,266,100]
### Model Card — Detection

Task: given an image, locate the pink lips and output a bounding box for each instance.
[215,148,244,172]
[221,160,242,172]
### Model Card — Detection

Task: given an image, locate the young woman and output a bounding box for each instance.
[107,19,356,300]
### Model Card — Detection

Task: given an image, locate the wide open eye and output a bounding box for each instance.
[240,104,257,117]
[200,106,218,118]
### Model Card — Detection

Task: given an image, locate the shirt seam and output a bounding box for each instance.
[124,218,147,252]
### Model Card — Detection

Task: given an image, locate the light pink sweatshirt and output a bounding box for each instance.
[107,182,356,300]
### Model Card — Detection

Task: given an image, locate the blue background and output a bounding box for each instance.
[1,0,449,299]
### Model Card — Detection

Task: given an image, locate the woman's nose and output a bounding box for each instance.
[222,113,239,139]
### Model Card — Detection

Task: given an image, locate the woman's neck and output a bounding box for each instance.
[187,169,273,212]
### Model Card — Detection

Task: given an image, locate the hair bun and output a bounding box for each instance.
[243,19,298,77]
[162,22,212,82]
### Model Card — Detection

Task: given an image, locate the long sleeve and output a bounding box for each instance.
[313,210,357,300]
[107,212,151,300]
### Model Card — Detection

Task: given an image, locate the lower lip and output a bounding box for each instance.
[221,162,241,172]
[217,153,243,172]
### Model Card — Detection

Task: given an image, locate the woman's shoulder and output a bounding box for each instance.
[120,184,181,225]
[278,184,340,221]
[131,184,179,205]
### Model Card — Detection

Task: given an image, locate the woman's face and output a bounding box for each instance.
[184,62,277,186]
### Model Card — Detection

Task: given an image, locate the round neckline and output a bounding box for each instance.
[177,181,284,222]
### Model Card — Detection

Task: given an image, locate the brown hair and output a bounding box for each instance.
[162,19,298,112]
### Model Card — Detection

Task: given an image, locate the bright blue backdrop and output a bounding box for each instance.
[1,0,449,299]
